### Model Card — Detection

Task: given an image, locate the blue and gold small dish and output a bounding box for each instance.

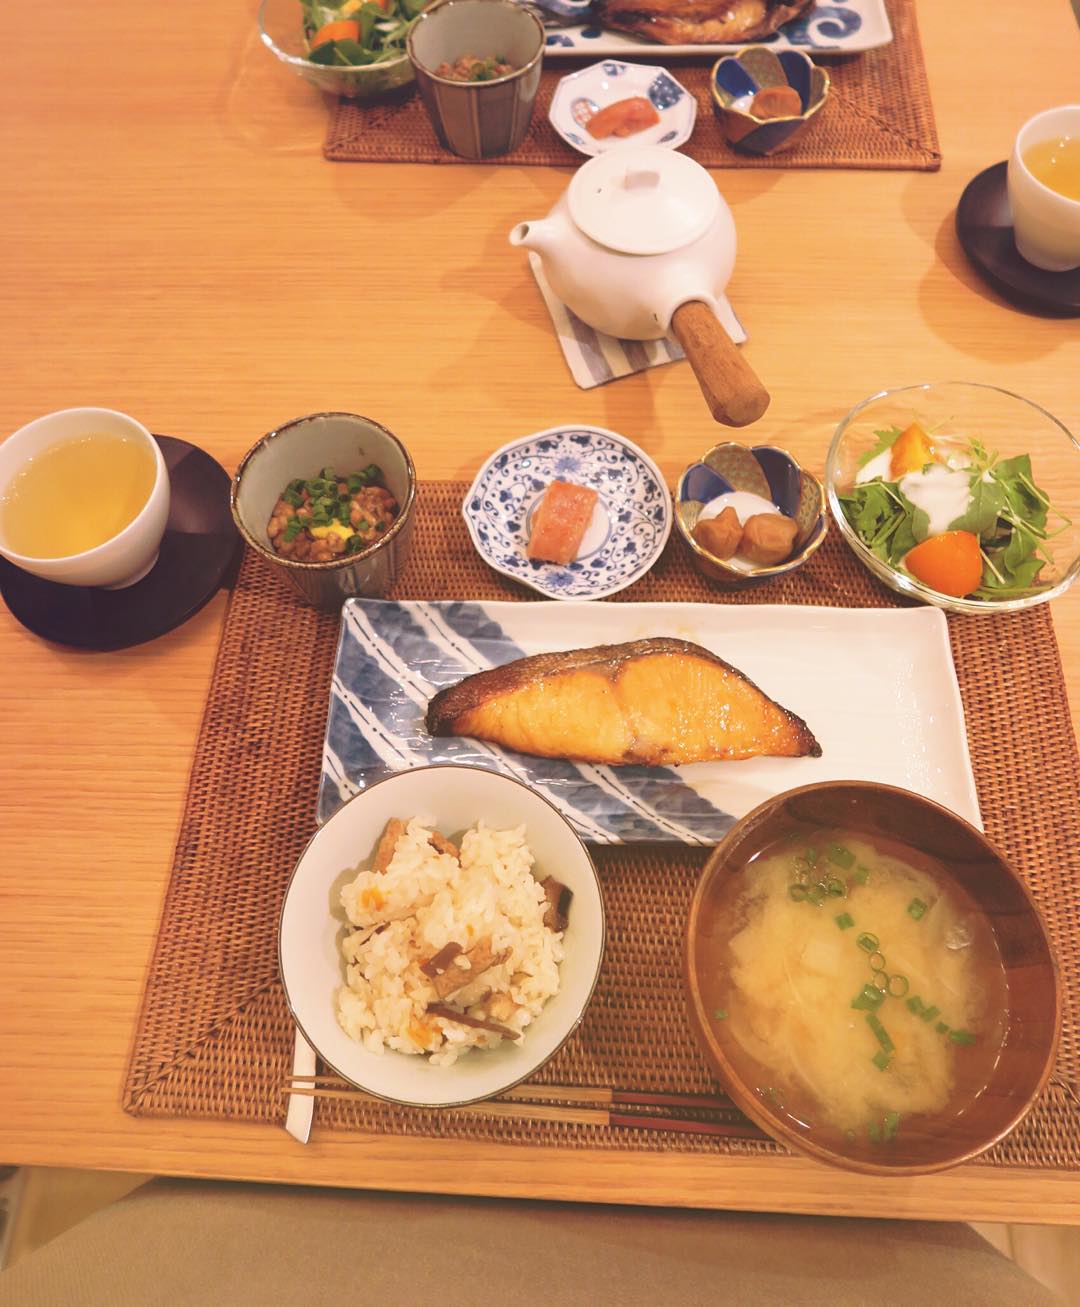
[711,47,829,156]
[676,442,826,589]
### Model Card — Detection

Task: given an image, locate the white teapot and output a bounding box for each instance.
[511,146,768,427]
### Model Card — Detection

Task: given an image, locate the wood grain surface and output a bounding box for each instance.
[0,0,1078,1222]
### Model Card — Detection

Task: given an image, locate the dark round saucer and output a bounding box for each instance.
[0,435,239,650]
[956,161,1080,316]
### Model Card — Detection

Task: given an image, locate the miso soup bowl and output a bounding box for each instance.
[231,412,416,612]
[685,781,1061,1176]
[0,407,169,589]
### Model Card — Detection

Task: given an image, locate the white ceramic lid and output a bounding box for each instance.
[567,146,720,256]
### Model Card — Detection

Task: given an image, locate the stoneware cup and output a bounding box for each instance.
[0,407,169,589]
[407,0,544,160]
[230,412,416,612]
[1007,105,1080,272]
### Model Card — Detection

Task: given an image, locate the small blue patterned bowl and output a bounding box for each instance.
[711,47,829,156]
[676,442,826,588]
[463,425,672,600]
[549,60,696,158]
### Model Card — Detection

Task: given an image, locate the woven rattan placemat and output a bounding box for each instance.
[324,0,940,170]
[123,482,1080,1167]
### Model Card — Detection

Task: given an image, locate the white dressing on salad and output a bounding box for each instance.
[855,449,894,484]
[898,464,973,536]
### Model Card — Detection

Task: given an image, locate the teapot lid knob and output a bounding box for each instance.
[623,167,661,191]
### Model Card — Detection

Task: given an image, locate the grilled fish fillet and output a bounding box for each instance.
[593,0,814,45]
[426,638,820,766]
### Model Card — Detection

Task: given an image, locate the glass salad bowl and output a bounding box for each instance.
[826,382,1080,615]
[258,0,417,101]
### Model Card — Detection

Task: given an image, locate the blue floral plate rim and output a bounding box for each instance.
[462,423,673,601]
[548,60,697,157]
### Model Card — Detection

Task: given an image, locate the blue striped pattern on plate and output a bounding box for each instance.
[318,598,734,844]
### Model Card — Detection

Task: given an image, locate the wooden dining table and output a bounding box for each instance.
[1,0,1078,1226]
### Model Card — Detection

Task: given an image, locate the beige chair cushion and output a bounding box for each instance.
[0,1178,1062,1306]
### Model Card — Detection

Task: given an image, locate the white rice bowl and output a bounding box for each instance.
[337,818,564,1066]
[279,766,605,1107]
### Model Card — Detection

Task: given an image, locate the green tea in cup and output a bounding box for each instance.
[1,430,156,558]
[1023,133,1080,201]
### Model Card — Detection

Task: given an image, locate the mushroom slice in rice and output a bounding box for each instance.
[428,831,460,861]
[372,818,407,874]
[430,936,511,1000]
[419,941,464,979]
[540,877,573,932]
[428,1003,520,1041]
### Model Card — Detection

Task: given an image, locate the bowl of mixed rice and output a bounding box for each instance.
[279,764,605,1107]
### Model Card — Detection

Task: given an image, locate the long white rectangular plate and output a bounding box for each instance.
[318,600,980,844]
[536,0,893,57]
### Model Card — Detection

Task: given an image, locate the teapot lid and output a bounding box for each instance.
[567,146,720,256]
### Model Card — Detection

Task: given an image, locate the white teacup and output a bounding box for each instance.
[0,408,170,589]
[1007,105,1080,272]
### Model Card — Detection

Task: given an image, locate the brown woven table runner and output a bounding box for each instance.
[325,0,940,170]
[123,482,1080,1169]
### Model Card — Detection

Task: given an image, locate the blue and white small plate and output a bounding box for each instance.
[462,424,672,600]
[548,61,696,157]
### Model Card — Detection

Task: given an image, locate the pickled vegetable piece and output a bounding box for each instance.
[749,86,802,120]
[740,513,798,565]
[527,481,599,565]
[693,507,742,560]
[585,97,661,139]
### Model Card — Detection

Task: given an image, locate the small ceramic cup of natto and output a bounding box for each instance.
[230,412,416,612]
[407,0,545,160]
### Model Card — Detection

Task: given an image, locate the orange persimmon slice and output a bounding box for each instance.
[904,530,983,597]
[889,421,938,479]
[310,19,361,49]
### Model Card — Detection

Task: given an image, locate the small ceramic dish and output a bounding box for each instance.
[710,47,828,155]
[257,0,414,101]
[685,781,1061,1175]
[675,442,826,588]
[279,764,606,1108]
[548,60,696,157]
[463,424,672,601]
[407,0,546,160]
[827,382,1080,614]
[231,412,417,612]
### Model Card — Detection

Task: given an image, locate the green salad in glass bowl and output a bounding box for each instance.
[826,383,1080,615]
[259,0,427,99]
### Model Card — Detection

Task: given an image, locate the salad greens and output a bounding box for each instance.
[839,427,1069,601]
[301,0,428,67]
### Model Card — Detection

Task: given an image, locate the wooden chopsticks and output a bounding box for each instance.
[283,1075,769,1141]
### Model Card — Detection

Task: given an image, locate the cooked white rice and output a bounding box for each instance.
[336,817,563,1066]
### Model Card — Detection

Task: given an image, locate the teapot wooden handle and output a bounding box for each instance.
[670,301,770,428]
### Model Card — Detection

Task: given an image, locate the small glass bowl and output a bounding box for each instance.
[826,382,1080,615]
[258,0,415,101]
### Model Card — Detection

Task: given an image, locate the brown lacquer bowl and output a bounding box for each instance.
[685,781,1061,1175]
